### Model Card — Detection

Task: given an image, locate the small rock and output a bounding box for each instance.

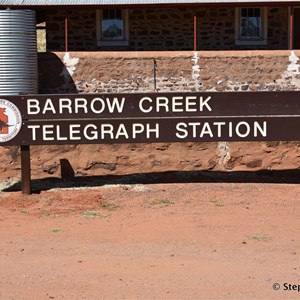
[193,161,202,168]
[151,160,161,167]
[268,85,275,91]
[245,159,262,169]
[208,159,217,170]
[42,163,59,175]
[85,161,116,171]
[249,85,258,91]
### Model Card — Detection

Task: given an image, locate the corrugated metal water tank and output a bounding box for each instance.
[0,9,38,95]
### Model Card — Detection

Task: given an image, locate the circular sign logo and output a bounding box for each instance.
[0,99,22,143]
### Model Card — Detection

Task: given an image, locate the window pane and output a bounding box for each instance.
[254,8,260,17]
[240,8,262,39]
[248,8,253,17]
[249,17,260,36]
[116,9,122,19]
[102,9,124,41]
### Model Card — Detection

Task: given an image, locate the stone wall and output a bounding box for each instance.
[1,50,298,180]
[45,6,288,52]
[197,7,288,50]
[198,52,295,92]
[129,8,194,51]
[39,51,196,94]
[268,7,289,49]
[46,9,97,51]
[38,51,300,94]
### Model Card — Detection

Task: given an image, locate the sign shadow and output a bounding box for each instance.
[3,169,300,193]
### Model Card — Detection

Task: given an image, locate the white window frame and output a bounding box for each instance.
[235,7,268,46]
[96,9,129,47]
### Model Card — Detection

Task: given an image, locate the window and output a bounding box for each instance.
[235,7,267,46]
[96,9,129,47]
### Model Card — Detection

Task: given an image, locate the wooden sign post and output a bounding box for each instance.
[21,145,31,194]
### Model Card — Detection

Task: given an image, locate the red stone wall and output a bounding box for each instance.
[38,51,298,94]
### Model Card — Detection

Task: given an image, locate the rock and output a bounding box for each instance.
[216,86,225,92]
[151,160,162,167]
[267,85,275,91]
[224,157,238,170]
[249,85,258,91]
[85,161,116,171]
[43,163,59,175]
[245,159,263,169]
[208,159,217,170]
[193,160,202,168]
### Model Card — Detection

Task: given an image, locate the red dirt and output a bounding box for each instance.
[1,181,300,299]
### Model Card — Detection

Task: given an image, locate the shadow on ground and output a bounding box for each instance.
[3,169,300,193]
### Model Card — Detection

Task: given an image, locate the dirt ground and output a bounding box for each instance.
[1,176,300,299]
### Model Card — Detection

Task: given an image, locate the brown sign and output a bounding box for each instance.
[1,91,300,146]
[3,116,300,145]
[3,91,300,119]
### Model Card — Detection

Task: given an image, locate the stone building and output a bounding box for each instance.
[1,0,300,179]
[1,1,299,51]
[44,5,290,51]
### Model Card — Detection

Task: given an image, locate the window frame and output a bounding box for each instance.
[96,9,129,47]
[235,7,268,46]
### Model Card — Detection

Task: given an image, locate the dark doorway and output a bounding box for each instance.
[293,8,300,49]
